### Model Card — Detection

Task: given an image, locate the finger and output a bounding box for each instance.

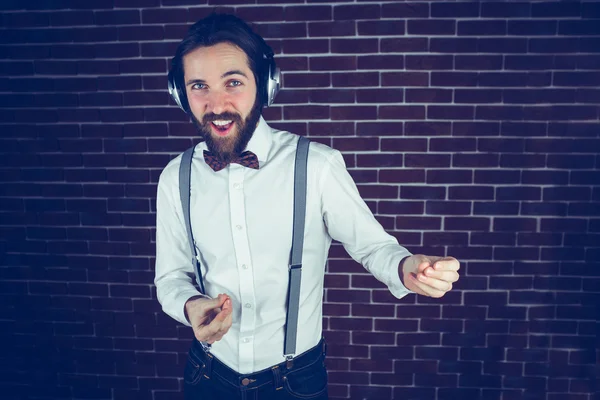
[423,268,460,283]
[201,312,233,344]
[195,318,227,342]
[416,272,453,293]
[407,273,445,298]
[417,258,432,273]
[199,294,228,315]
[432,258,460,271]
[213,299,232,323]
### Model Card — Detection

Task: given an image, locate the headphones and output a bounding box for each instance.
[167,47,280,114]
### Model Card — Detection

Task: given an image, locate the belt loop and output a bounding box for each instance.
[272,365,283,390]
[203,351,213,379]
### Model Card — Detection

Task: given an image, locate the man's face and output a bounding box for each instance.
[183,42,261,163]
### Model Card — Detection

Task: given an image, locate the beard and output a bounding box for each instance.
[191,99,262,164]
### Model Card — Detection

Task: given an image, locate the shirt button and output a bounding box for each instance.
[236,225,243,230]
[233,183,241,189]
[242,337,251,343]
[242,264,248,270]
[244,303,252,309]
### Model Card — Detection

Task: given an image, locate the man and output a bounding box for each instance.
[154,13,460,400]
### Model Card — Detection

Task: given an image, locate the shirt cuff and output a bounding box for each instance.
[389,253,415,298]
[174,289,210,327]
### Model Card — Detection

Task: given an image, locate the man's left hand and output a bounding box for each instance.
[400,254,460,298]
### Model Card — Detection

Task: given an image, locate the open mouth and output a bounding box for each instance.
[211,120,234,136]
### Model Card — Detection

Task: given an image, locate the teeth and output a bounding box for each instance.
[212,120,232,126]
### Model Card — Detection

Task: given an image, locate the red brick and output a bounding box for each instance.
[426,201,471,215]
[408,19,455,35]
[309,89,354,104]
[275,56,308,72]
[356,153,402,168]
[234,6,283,22]
[424,232,468,246]
[430,38,478,53]
[456,55,503,70]
[407,88,452,103]
[379,170,426,184]
[482,2,531,17]
[332,72,378,87]
[96,43,140,58]
[401,186,445,200]
[405,154,450,168]
[379,200,424,215]
[382,72,429,87]
[382,3,429,18]
[358,122,404,137]
[118,26,164,41]
[358,20,405,36]
[309,56,356,71]
[357,55,404,70]
[379,105,425,120]
[95,10,140,25]
[257,23,307,39]
[282,105,328,120]
[449,186,494,200]
[284,72,330,88]
[432,2,479,17]
[381,37,429,52]
[284,5,331,21]
[141,8,187,24]
[331,38,378,54]
[331,106,377,121]
[458,20,507,36]
[357,88,403,103]
[429,105,474,120]
[308,21,355,37]
[334,4,380,20]
[308,122,353,136]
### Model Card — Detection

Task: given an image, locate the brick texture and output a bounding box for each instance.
[0,1,598,400]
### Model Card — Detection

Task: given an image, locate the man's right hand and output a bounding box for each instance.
[185,293,233,344]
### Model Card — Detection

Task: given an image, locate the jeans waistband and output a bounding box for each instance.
[190,338,326,391]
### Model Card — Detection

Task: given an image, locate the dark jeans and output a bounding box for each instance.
[184,339,328,400]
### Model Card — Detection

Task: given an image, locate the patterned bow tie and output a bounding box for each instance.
[203,150,260,172]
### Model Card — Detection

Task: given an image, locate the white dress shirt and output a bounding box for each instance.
[154,117,413,374]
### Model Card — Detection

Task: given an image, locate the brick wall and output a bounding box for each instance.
[1,1,599,399]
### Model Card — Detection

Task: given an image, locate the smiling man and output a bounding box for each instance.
[154,13,460,400]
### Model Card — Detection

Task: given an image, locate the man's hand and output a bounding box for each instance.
[185,293,233,344]
[400,254,460,298]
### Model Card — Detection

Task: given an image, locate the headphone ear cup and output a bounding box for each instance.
[263,57,280,108]
[168,70,188,113]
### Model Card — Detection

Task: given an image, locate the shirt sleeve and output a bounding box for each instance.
[154,165,207,327]
[319,150,414,299]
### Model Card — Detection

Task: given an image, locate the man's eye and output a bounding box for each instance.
[228,80,242,87]
[191,83,206,90]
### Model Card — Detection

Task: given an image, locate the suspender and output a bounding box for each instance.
[178,136,310,361]
[285,136,309,362]
[179,146,206,294]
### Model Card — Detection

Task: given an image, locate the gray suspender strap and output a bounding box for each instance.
[284,136,310,364]
[178,145,206,294]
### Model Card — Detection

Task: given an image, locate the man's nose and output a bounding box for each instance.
[206,90,228,115]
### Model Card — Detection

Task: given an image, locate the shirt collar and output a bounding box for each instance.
[244,116,272,163]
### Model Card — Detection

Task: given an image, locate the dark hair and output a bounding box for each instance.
[170,13,271,110]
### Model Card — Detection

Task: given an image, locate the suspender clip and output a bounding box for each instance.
[285,355,294,369]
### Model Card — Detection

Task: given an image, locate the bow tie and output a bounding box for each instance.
[203,150,260,172]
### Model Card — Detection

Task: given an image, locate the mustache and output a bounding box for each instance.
[202,112,242,124]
